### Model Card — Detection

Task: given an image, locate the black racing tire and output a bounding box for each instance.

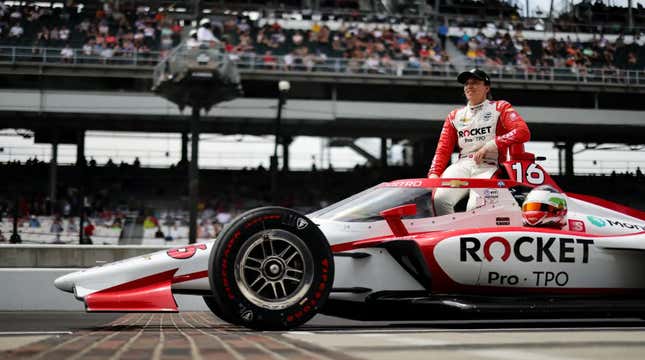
[202,296,243,325]
[208,206,334,330]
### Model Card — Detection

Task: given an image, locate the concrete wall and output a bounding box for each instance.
[0,245,172,268]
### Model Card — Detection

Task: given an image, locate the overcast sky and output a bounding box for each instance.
[512,0,645,17]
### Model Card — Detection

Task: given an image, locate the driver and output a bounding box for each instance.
[428,68,530,215]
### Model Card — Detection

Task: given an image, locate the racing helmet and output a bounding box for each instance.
[521,185,567,228]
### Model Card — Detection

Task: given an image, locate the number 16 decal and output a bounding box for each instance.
[511,162,545,185]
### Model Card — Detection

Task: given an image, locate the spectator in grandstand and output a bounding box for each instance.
[9,22,23,39]
[28,215,40,228]
[0,230,5,243]
[83,220,94,245]
[50,216,63,243]
[438,21,449,50]
[186,29,199,49]
[60,43,74,63]
[197,18,219,47]
[428,68,530,215]
[216,207,232,224]
[67,217,78,232]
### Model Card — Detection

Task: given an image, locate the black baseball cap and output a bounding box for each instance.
[457,68,491,85]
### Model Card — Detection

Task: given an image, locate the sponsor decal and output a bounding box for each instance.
[460,236,593,263]
[587,215,606,227]
[442,180,469,188]
[586,216,645,231]
[568,219,586,233]
[496,217,511,226]
[167,244,207,259]
[241,309,254,322]
[497,181,506,188]
[296,218,309,230]
[386,180,423,187]
[482,112,493,122]
[458,126,492,138]
[607,220,645,231]
[487,271,569,287]
[484,189,499,199]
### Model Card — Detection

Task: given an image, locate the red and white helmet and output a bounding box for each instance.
[521,185,568,228]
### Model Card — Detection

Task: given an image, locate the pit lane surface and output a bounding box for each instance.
[2,312,645,360]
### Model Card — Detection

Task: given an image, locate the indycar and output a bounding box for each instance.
[55,145,645,330]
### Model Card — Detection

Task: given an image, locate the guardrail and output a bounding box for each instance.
[1,45,643,86]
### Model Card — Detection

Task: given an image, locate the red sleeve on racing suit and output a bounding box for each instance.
[428,109,458,177]
[494,100,531,162]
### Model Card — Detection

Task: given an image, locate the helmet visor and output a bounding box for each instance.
[522,202,562,213]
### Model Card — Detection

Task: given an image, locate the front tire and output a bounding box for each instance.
[208,207,333,330]
[202,296,242,325]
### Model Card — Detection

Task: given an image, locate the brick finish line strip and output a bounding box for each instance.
[0,312,361,360]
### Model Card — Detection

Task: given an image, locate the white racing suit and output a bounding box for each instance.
[428,100,530,215]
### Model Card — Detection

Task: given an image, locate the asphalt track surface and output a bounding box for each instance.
[2,312,645,359]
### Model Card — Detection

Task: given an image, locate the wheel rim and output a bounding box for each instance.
[234,229,315,310]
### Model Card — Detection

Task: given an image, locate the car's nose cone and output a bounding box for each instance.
[54,272,76,293]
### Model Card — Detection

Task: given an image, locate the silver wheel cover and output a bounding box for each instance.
[234,229,315,310]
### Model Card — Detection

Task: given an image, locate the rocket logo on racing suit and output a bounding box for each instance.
[428,100,530,177]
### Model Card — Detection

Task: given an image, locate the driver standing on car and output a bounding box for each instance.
[428,68,530,215]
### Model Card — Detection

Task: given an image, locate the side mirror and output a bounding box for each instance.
[380,204,417,236]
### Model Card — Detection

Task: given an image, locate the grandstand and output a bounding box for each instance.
[0,0,644,245]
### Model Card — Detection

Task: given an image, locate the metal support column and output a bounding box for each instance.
[188,106,200,244]
[380,138,388,167]
[10,194,21,243]
[594,92,599,109]
[271,94,284,202]
[76,130,87,244]
[181,132,188,166]
[564,141,574,177]
[49,131,58,215]
[282,136,292,172]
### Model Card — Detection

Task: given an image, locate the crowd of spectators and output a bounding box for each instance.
[1,1,644,74]
[0,1,183,62]
[452,29,644,77]
[216,18,451,75]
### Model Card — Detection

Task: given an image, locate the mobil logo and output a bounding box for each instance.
[458,126,492,138]
[587,215,606,227]
[459,235,593,263]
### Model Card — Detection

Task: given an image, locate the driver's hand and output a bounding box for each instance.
[428,174,439,179]
[473,147,487,164]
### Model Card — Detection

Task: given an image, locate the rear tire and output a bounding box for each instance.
[208,207,333,330]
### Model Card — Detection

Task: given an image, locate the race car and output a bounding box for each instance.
[55,146,645,330]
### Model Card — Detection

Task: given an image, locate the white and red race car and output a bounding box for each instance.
[55,149,645,330]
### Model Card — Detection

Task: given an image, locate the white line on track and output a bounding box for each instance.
[471,349,585,360]
[292,326,645,334]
